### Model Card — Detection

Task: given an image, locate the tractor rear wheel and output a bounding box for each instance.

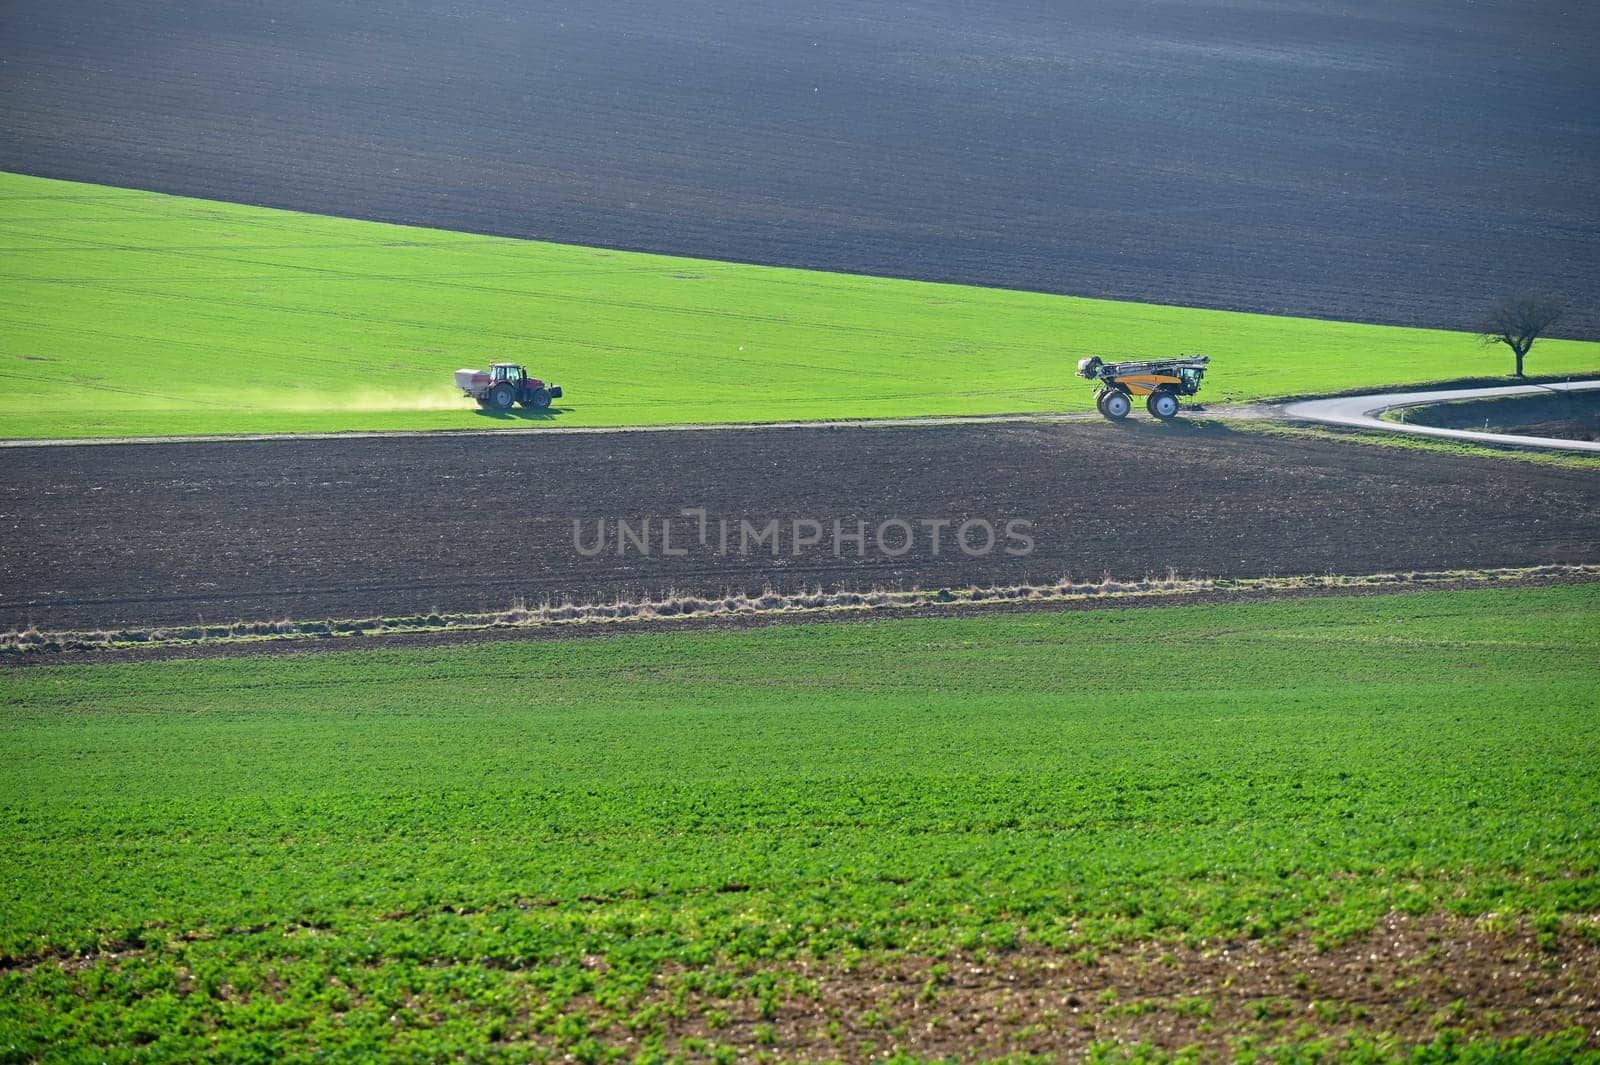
[488,383,515,410]
[1101,391,1132,420]
[1147,391,1180,420]
[522,387,552,410]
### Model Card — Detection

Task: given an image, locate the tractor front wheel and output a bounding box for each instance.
[522,387,552,410]
[1147,391,1180,420]
[1101,391,1132,420]
[488,383,515,410]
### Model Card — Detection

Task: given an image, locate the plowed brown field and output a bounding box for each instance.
[4,0,1596,335]
[4,422,1597,631]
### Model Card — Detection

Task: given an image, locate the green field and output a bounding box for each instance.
[4,170,1597,439]
[4,585,1598,1061]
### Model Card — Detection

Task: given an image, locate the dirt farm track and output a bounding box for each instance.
[3,422,1598,632]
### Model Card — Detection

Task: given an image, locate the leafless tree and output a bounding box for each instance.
[1479,292,1565,377]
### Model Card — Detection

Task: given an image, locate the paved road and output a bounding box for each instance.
[1284,381,1600,453]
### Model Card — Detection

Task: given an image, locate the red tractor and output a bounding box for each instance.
[454,363,564,411]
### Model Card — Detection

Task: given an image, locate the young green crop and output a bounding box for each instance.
[4,170,1597,439]
[2,586,1598,1060]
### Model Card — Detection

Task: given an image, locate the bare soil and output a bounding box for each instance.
[562,915,1600,1060]
[3,0,1596,335]
[11,914,1594,1058]
[3,421,1598,633]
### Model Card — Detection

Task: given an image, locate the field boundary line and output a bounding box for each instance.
[6,564,1594,660]
[2,383,1589,452]
[0,407,1293,448]
[0,411,1102,448]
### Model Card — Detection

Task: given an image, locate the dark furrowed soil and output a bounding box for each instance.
[3,422,1598,632]
[3,0,1597,336]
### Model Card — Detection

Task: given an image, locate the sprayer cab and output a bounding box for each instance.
[454,363,564,411]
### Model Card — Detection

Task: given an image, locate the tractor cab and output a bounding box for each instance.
[454,362,563,410]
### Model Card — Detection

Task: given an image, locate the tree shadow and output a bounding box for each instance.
[471,406,571,423]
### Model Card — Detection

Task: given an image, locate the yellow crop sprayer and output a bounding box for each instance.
[1076,355,1209,420]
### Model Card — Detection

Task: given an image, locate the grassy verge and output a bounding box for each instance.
[3,585,1597,1060]
[4,170,1598,439]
